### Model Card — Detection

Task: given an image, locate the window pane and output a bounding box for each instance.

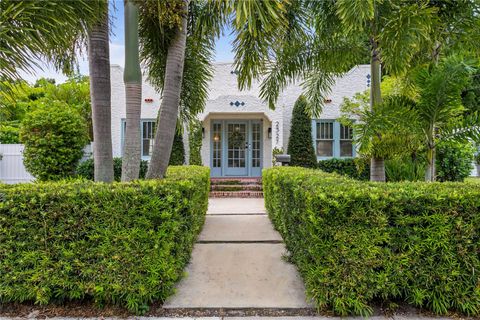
[340,124,353,140]
[340,141,353,157]
[317,122,333,140]
[316,140,333,157]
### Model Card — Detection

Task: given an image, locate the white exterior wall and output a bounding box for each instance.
[279,65,371,151]
[110,65,162,158]
[109,63,370,172]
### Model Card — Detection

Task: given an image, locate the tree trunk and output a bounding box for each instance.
[121,0,142,182]
[369,41,386,182]
[88,3,114,183]
[425,144,436,182]
[146,0,189,179]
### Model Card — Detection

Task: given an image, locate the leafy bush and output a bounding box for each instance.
[436,140,474,182]
[287,95,317,167]
[189,120,203,165]
[385,156,425,182]
[264,167,480,316]
[76,157,148,181]
[169,130,185,165]
[0,166,209,313]
[317,158,370,180]
[0,124,20,143]
[19,102,88,181]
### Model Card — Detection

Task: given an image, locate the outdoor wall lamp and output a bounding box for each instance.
[268,127,272,139]
[202,127,205,139]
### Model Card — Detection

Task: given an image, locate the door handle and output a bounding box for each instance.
[245,142,249,149]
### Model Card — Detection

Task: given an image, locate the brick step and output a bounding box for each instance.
[209,191,264,198]
[210,178,262,186]
[210,184,263,191]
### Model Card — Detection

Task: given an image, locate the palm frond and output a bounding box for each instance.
[0,0,106,83]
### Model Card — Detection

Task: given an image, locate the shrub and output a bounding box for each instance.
[0,166,210,314]
[169,130,185,165]
[189,120,203,165]
[19,102,88,181]
[436,140,474,182]
[76,157,148,181]
[385,156,425,182]
[287,95,317,167]
[263,167,480,316]
[0,124,20,143]
[317,158,370,180]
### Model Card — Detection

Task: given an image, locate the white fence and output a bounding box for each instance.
[0,144,93,184]
[0,144,34,184]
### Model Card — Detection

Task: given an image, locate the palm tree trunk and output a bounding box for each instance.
[146,0,189,179]
[121,0,142,182]
[369,41,386,182]
[88,3,114,183]
[425,139,436,182]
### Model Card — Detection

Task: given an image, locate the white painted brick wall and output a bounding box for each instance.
[110,63,370,169]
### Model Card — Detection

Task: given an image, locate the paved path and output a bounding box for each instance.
[164,198,311,309]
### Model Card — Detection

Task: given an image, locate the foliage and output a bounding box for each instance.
[189,120,203,166]
[76,158,148,182]
[317,158,370,181]
[272,146,284,166]
[0,76,92,140]
[436,140,474,182]
[139,0,223,124]
[0,123,20,143]
[0,166,210,314]
[169,130,185,165]
[384,156,426,182]
[0,0,106,84]
[340,92,423,159]
[264,167,480,317]
[475,152,480,165]
[287,96,317,168]
[19,102,88,181]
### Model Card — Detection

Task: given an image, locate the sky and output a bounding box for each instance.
[20,0,235,84]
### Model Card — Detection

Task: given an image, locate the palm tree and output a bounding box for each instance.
[88,1,114,183]
[0,0,105,83]
[121,0,142,181]
[412,56,479,181]
[144,0,190,179]
[1,0,112,182]
[233,0,438,181]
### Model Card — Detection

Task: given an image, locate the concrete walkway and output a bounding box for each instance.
[164,198,311,309]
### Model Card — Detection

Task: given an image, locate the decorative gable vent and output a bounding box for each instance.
[230,101,245,107]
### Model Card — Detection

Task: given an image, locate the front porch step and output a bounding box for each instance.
[210,178,262,185]
[210,184,263,192]
[209,191,264,198]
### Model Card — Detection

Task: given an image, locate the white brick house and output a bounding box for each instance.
[110,63,370,177]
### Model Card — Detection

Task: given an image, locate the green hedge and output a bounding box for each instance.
[317,158,370,180]
[263,167,480,316]
[76,157,149,181]
[0,166,210,313]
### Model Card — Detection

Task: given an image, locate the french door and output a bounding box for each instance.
[211,120,262,177]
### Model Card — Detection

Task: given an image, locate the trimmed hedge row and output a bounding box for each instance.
[263,167,480,316]
[0,166,210,313]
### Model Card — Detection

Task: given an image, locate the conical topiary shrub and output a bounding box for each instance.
[287,95,317,168]
[169,129,185,165]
